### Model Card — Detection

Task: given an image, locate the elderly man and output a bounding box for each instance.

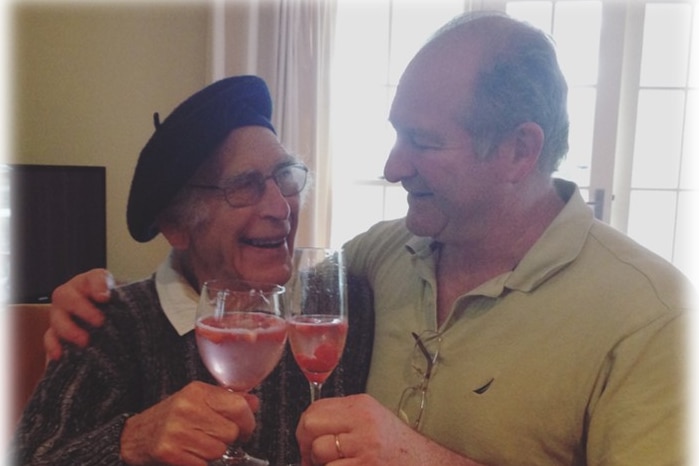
[42,11,690,466]
[14,75,373,466]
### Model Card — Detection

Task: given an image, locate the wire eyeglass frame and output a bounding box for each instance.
[397,330,442,431]
[189,162,308,208]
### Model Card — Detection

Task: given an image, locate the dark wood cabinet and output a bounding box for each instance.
[6,164,107,303]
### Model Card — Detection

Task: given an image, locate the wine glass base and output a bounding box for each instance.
[210,452,269,466]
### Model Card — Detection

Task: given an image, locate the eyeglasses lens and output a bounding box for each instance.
[223,164,307,207]
[274,164,307,196]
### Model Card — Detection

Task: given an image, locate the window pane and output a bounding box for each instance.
[553,1,602,86]
[557,87,596,186]
[627,190,677,261]
[689,4,698,88]
[330,184,385,247]
[388,1,464,83]
[332,0,390,85]
[509,1,603,85]
[674,190,698,284]
[330,88,393,180]
[681,89,698,190]
[331,0,393,180]
[631,90,685,189]
[506,1,553,34]
[384,184,408,220]
[640,3,692,88]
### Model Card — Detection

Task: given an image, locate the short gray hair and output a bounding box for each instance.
[431,11,569,174]
[156,184,212,235]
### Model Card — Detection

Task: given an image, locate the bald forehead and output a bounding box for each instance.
[418,14,519,67]
[394,13,539,108]
[394,20,490,116]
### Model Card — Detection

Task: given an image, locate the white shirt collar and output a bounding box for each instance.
[155,251,198,335]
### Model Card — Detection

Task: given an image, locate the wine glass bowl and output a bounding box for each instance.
[288,315,347,385]
[195,279,287,466]
[286,247,348,403]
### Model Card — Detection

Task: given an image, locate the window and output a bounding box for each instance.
[329,0,697,284]
[329,0,464,247]
[623,3,697,280]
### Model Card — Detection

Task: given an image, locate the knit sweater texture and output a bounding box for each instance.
[13,274,374,466]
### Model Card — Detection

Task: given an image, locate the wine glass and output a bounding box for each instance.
[286,247,348,404]
[195,278,287,466]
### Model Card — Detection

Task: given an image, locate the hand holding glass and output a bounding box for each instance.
[195,279,287,466]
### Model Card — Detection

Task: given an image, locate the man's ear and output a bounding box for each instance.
[158,220,190,250]
[499,122,544,183]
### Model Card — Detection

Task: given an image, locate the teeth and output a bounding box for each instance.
[245,238,284,248]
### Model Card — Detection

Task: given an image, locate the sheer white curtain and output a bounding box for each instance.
[214,0,336,248]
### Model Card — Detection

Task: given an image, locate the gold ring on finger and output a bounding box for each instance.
[334,434,346,459]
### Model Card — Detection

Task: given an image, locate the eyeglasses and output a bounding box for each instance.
[189,162,308,208]
[396,330,442,431]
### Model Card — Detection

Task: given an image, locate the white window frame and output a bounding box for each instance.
[329,0,697,282]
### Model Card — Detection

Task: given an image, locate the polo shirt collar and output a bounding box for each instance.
[506,179,593,291]
[403,179,593,295]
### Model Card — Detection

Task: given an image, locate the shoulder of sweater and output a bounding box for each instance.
[97,277,165,324]
[110,277,157,303]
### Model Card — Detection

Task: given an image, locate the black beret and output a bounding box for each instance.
[126,75,276,242]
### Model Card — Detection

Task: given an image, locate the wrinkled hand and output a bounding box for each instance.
[44,268,113,360]
[121,381,259,466]
[296,394,424,466]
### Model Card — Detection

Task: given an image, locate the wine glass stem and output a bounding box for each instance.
[309,381,323,403]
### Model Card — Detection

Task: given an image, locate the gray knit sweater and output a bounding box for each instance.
[13,275,374,466]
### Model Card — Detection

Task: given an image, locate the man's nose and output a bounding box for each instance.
[258,178,291,219]
[383,144,417,183]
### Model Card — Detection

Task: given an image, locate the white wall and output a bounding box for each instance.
[11,1,215,282]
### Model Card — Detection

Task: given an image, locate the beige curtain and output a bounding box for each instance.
[215,0,336,248]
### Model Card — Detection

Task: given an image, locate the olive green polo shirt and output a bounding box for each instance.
[343,180,691,466]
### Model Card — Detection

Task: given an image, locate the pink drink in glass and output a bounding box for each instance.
[195,312,288,392]
[288,315,348,384]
